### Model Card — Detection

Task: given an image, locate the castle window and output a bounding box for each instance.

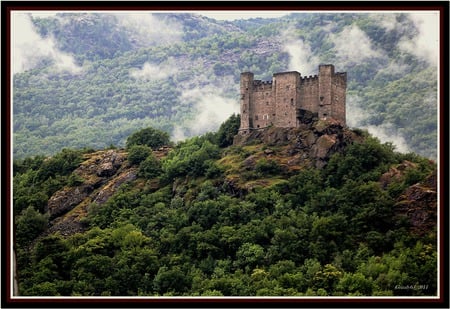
[286,85,290,90]
[320,96,324,101]
[255,115,259,120]
[266,101,269,105]
[290,98,294,106]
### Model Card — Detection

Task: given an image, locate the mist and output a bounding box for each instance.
[12,12,82,74]
[330,24,385,65]
[172,86,240,142]
[399,13,439,66]
[130,58,178,80]
[114,13,184,47]
[347,95,410,153]
[281,27,319,76]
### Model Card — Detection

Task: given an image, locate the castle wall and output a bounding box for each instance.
[299,75,319,114]
[252,81,275,129]
[238,64,346,134]
[273,71,300,127]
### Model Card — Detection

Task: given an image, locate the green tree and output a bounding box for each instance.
[126,127,170,150]
[138,152,162,178]
[215,113,241,147]
[15,206,49,247]
[128,145,152,165]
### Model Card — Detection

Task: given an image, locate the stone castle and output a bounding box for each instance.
[238,64,347,134]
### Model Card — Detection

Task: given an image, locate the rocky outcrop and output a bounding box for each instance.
[394,170,437,236]
[379,160,417,188]
[46,150,128,218]
[233,118,359,168]
[44,149,138,236]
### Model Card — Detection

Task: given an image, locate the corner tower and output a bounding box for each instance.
[239,72,254,134]
[318,64,346,124]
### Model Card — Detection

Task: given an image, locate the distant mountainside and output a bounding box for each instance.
[13,12,437,159]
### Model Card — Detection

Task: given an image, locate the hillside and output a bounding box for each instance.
[13,117,437,297]
[12,12,438,159]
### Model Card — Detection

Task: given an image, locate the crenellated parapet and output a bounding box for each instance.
[239,64,346,135]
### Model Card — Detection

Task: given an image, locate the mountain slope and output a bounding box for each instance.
[13,118,437,296]
[13,12,438,159]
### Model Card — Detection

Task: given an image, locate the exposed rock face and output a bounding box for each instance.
[379,160,417,188]
[45,149,137,236]
[233,118,358,168]
[394,170,437,236]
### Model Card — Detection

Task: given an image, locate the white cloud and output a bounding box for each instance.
[114,12,183,47]
[347,95,410,153]
[173,87,239,140]
[330,24,385,65]
[12,12,82,74]
[281,27,320,76]
[398,13,439,66]
[130,59,178,80]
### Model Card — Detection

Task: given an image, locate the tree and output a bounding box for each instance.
[215,113,240,147]
[138,153,162,178]
[126,127,170,150]
[15,206,49,247]
[128,145,152,165]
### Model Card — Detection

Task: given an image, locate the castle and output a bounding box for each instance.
[238,64,347,134]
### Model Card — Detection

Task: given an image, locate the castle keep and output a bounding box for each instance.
[239,64,347,134]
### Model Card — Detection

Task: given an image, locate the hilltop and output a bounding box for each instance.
[13,117,437,296]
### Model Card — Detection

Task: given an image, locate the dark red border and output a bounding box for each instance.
[2,1,449,308]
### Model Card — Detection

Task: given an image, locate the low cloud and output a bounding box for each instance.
[171,87,240,141]
[398,13,439,66]
[12,12,82,74]
[347,95,410,153]
[130,59,178,80]
[330,24,385,65]
[115,13,183,47]
[281,27,319,76]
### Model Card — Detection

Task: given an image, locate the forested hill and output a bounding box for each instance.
[13,117,437,296]
[13,12,437,159]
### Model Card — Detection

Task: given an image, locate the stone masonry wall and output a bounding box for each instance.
[239,64,346,134]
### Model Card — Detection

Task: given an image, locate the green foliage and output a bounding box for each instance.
[215,114,241,147]
[15,206,49,247]
[138,153,162,178]
[127,145,152,165]
[36,148,84,181]
[126,127,170,150]
[13,81,437,297]
[162,137,220,180]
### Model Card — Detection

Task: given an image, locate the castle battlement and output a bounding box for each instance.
[239,64,347,134]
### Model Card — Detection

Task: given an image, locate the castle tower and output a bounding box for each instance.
[318,64,346,124]
[239,72,254,134]
[273,71,301,127]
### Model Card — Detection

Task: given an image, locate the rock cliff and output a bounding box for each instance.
[233,118,361,169]
[44,149,138,236]
[394,170,437,236]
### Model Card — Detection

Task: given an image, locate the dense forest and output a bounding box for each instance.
[13,12,438,159]
[13,116,437,296]
[11,10,440,299]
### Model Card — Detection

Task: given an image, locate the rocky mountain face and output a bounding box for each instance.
[394,170,437,236]
[233,117,361,169]
[43,120,436,239]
